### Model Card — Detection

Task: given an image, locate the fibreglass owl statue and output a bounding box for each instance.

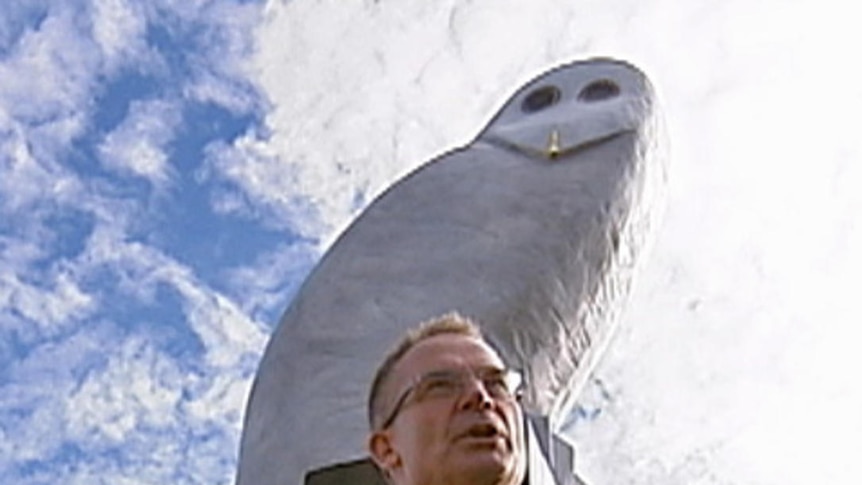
[237,58,666,485]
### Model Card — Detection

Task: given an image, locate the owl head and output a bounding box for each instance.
[478,58,656,160]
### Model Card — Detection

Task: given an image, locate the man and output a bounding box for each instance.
[366,312,527,485]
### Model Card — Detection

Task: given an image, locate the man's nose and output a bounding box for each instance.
[459,377,494,410]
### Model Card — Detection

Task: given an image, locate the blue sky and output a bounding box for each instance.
[0,1,313,482]
[3,0,862,484]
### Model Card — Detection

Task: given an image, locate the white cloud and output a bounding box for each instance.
[0,190,99,345]
[183,372,251,426]
[1,270,95,339]
[91,0,149,73]
[222,240,318,322]
[78,218,268,369]
[0,2,123,235]
[0,96,86,216]
[98,99,181,187]
[66,337,183,445]
[184,1,264,114]
[56,322,256,483]
[201,133,324,235]
[175,280,269,369]
[0,324,115,470]
[185,70,260,114]
[561,1,862,476]
[0,6,98,125]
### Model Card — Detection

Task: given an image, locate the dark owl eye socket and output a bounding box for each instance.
[521,85,561,113]
[577,79,620,102]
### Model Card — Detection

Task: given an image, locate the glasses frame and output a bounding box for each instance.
[378,367,523,430]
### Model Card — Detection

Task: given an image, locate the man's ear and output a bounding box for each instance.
[368,429,400,473]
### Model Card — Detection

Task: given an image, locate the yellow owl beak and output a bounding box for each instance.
[546,129,561,159]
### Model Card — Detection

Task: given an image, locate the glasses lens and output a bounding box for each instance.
[382,368,523,428]
[414,368,522,400]
[479,369,522,398]
[414,370,463,399]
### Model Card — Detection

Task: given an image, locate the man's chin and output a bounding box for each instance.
[448,447,516,482]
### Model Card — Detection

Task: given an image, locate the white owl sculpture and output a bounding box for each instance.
[236,58,666,485]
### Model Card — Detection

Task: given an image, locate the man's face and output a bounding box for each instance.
[369,334,526,485]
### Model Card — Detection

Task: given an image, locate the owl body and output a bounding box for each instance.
[237,59,665,485]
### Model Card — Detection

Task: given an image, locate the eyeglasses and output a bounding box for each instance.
[378,367,523,429]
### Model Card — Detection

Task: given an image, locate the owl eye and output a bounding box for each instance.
[578,79,620,102]
[521,85,561,114]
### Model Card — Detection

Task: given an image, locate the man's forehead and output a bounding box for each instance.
[393,333,505,380]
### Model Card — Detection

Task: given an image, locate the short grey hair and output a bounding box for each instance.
[367,312,482,430]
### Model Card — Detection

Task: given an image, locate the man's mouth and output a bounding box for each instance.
[460,422,506,441]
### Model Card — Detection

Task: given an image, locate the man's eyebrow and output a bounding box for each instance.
[424,365,507,374]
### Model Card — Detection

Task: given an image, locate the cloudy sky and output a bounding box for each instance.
[1,0,860,484]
